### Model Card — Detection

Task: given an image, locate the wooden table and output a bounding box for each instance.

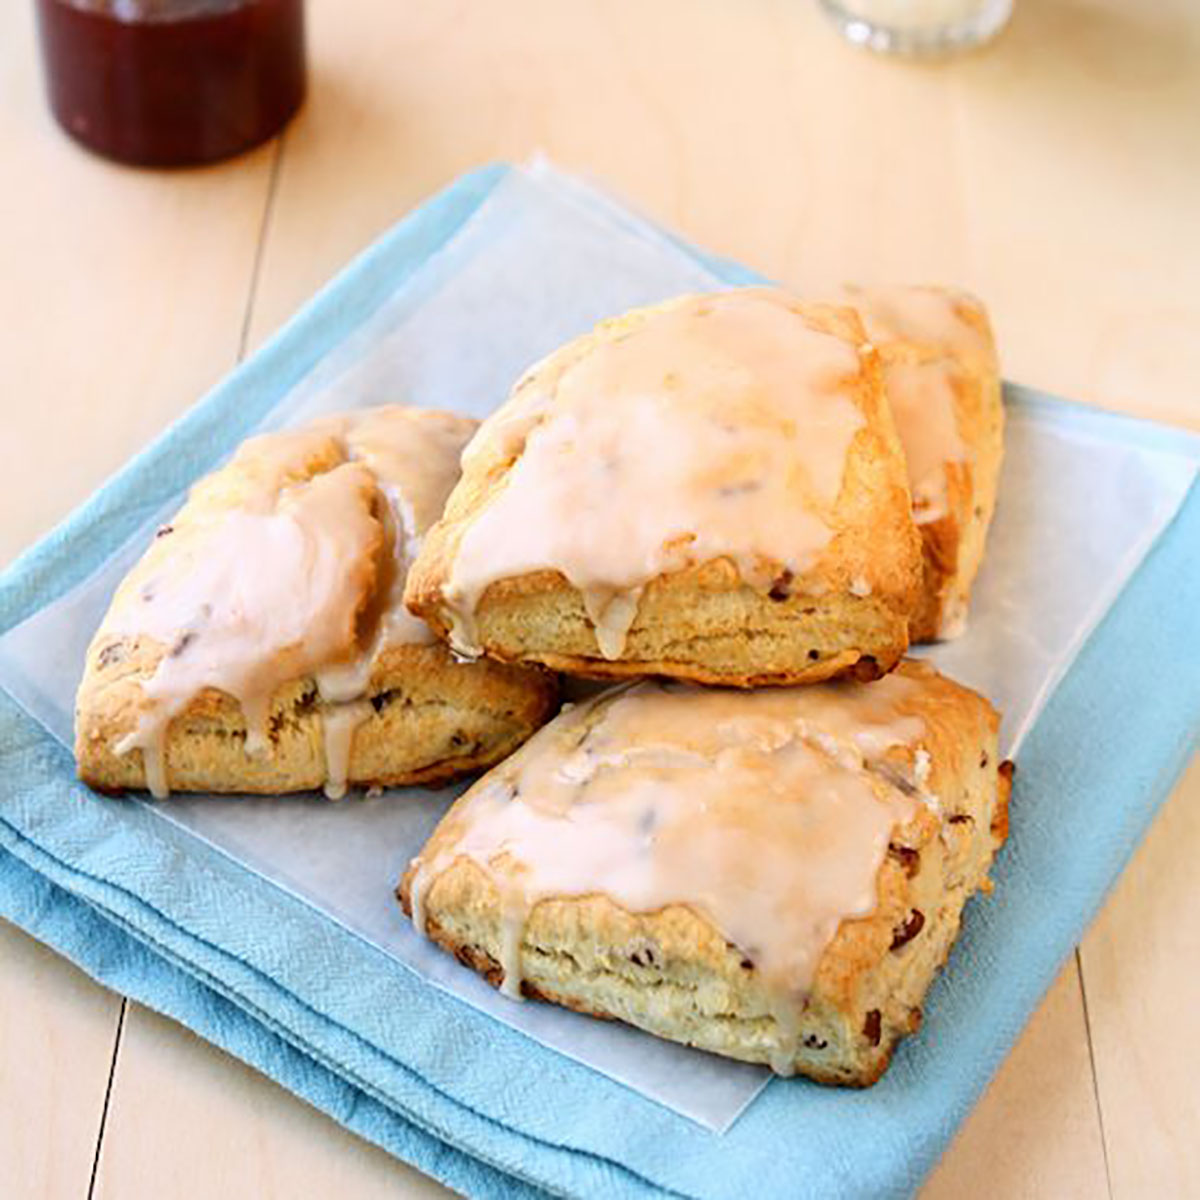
[3,1,1197,1196]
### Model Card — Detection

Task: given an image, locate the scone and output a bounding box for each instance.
[840,285,1004,641]
[399,661,1012,1085]
[75,406,557,799]
[405,288,923,688]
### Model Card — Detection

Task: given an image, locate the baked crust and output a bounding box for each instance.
[74,407,558,797]
[845,286,1004,642]
[405,291,922,686]
[440,561,906,687]
[399,661,1012,1084]
[76,637,557,794]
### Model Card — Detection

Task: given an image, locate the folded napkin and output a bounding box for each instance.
[1,164,1197,1199]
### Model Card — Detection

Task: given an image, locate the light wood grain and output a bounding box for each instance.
[0,920,123,1200]
[93,1003,451,1200]
[1081,754,1200,1199]
[0,0,281,1192]
[2,0,1198,1194]
[247,0,1200,427]
[88,964,1115,1200]
[0,0,277,569]
[923,961,1110,1198]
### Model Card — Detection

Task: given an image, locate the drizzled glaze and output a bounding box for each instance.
[839,285,995,526]
[101,407,476,798]
[842,284,993,365]
[409,673,934,1073]
[881,360,964,525]
[442,289,868,659]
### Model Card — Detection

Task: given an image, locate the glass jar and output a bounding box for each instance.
[35,0,306,167]
[819,0,1012,55]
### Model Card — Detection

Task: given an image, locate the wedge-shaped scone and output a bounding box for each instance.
[75,406,557,799]
[840,285,1004,642]
[405,288,923,687]
[400,661,1012,1085]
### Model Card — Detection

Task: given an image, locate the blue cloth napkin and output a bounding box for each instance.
[1,164,1197,1199]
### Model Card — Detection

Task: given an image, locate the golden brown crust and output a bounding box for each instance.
[76,635,558,795]
[404,901,896,1087]
[398,662,1011,1083]
[424,561,909,688]
[405,292,922,686]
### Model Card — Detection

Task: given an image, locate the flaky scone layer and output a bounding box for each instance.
[400,662,1012,1084]
[77,639,558,794]
[406,289,922,686]
[451,560,907,687]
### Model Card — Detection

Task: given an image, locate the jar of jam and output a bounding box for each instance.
[35,0,306,167]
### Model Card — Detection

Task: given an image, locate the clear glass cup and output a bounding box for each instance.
[819,0,1013,55]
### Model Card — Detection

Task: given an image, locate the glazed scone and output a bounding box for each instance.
[840,285,1004,642]
[405,288,923,688]
[75,406,557,798]
[399,661,1012,1085]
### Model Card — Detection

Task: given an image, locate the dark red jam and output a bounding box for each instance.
[35,0,306,167]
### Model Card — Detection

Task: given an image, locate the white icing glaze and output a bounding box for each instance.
[841,284,993,365]
[838,285,994,527]
[410,673,934,1070]
[442,289,868,659]
[882,360,965,525]
[103,407,476,797]
[321,699,373,801]
[109,461,381,787]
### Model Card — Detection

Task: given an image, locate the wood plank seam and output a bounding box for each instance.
[83,129,288,1193]
[85,998,126,1200]
[238,134,287,360]
[1075,947,1116,1200]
